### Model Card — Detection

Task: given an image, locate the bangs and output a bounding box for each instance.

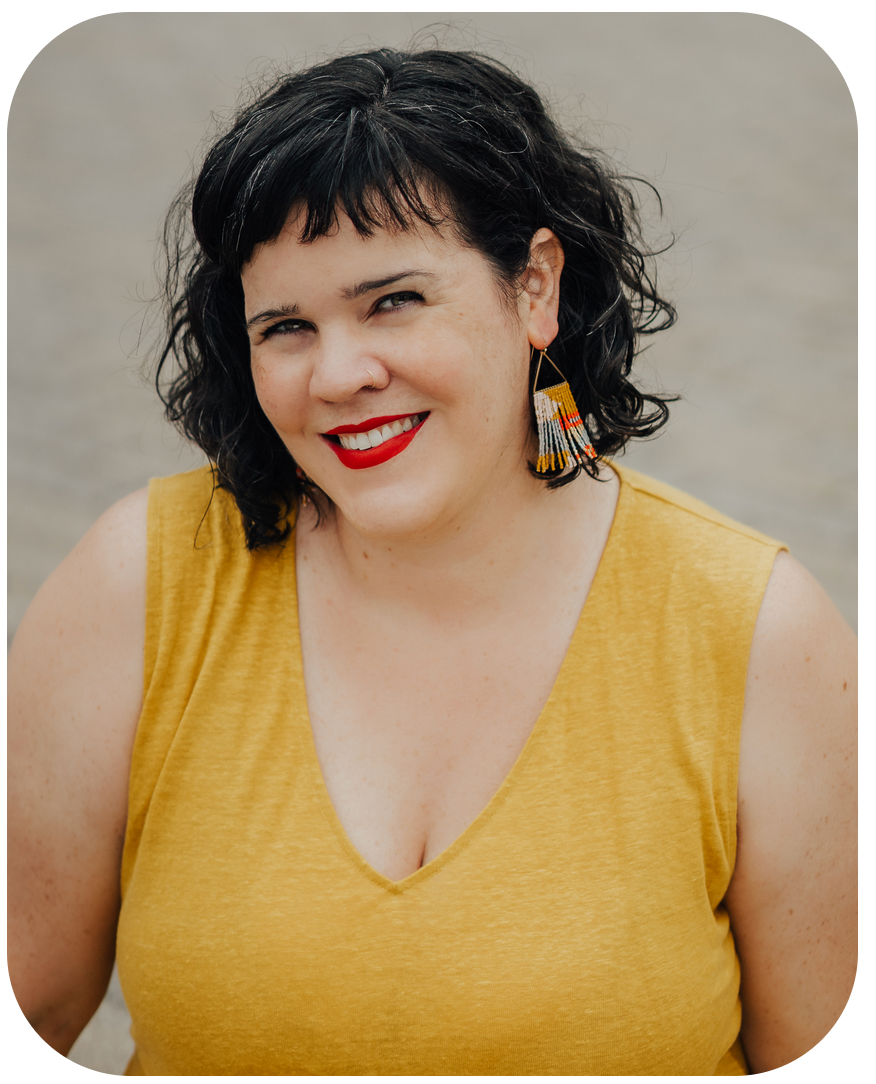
[201,105,451,269]
[300,137,449,244]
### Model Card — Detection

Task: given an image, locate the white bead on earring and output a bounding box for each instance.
[532,350,596,475]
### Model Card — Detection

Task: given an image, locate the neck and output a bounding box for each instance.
[297,465,617,621]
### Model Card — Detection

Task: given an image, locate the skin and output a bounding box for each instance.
[726,552,857,1070]
[8,214,856,1072]
[245,216,619,878]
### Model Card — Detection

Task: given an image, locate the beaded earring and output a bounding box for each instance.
[532,350,596,475]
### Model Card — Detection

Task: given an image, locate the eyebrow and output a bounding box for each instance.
[245,304,300,331]
[340,269,435,300]
[245,269,436,330]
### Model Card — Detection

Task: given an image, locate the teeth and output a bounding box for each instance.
[337,414,421,450]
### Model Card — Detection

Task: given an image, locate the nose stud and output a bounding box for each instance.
[364,368,377,389]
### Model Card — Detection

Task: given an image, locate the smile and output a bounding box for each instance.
[322,413,429,470]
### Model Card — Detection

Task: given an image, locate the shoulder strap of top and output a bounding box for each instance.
[595,463,786,899]
[123,467,274,897]
[142,467,243,689]
[612,464,784,548]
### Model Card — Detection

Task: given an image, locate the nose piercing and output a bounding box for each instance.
[364,368,377,389]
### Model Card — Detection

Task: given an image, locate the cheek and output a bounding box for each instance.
[251,356,306,432]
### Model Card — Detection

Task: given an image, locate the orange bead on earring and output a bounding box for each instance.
[532,350,596,475]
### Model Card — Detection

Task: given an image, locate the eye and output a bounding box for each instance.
[374,291,423,313]
[261,318,313,340]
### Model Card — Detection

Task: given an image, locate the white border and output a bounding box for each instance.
[4,6,867,1080]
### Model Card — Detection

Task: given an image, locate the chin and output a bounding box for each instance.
[324,470,463,543]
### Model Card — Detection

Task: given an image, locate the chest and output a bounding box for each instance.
[120,635,741,1075]
[121,468,749,1073]
[296,565,590,882]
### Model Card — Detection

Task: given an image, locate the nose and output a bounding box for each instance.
[308,330,387,401]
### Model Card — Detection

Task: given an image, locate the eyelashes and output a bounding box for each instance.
[258,291,425,340]
[261,317,311,339]
[374,290,423,312]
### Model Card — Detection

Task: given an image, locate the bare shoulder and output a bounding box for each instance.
[8,487,149,1053]
[9,486,149,749]
[10,482,150,742]
[16,485,149,628]
[726,551,857,1072]
[62,484,149,593]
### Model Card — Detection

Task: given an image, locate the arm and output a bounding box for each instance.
[725,551,857,1073]
[8,489,148,1055]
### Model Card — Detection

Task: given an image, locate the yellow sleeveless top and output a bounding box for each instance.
[117,463,783,1075]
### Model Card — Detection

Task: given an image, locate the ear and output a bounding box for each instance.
[521,228,565,351]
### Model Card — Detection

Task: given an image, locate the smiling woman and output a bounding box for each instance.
[8,47,856,1076]
[156,48,673,548]
[240,213,570,537]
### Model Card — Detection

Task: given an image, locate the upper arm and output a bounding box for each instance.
[725,550,857,1072]
[7,488,149,1054]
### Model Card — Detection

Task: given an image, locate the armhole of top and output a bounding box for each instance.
[142,477,164,700]
[613,462,790,891]
[723,540,789,880]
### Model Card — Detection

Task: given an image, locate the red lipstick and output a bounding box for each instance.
[321,413,428,470]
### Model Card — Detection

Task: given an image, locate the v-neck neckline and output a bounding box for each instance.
[285,464,629,893]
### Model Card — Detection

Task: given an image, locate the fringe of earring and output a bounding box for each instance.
[532,352,596,475]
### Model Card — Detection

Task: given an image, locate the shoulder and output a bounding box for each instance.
[606,465,783,639]
[14,484,150,657]
[8,482,153,838]
[16,467,230,636]
[612,463,782,549]
[148,463,218,514]
[740,550,856,778]
[147,465,252,560]
[725,551,856,1069]
[8,483,152,792]
[735,549,856,870]
[8,485,154,1048]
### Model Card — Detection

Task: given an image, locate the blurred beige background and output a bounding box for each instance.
[8,12,856,1074]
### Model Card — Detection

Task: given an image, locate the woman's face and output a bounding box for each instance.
[242,210,561,540]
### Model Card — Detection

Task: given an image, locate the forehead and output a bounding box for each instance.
[241,209,484,297]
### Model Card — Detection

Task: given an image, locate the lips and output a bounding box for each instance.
[321,413,429,470]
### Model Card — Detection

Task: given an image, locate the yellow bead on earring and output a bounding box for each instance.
[532,350,596,475]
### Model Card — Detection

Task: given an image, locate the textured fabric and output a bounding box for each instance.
[117,463,783,1075]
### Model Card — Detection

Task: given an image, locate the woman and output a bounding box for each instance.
[9,48,856,1075]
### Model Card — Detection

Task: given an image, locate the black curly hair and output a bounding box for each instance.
[156,47,676,548]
